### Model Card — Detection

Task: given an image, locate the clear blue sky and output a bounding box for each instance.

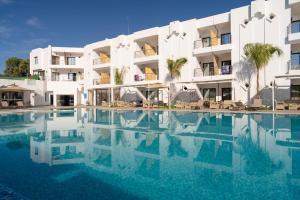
[0,0,251,73]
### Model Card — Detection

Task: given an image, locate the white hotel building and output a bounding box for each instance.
[30,0,300,107]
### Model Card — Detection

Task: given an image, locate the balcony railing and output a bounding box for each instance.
[193,65,232,77]
[134,48,158,58]
[288,21,300,34]
[93,57,110,65]
[52,60,60,65]
[134,73,158,81]
[194,34,231,49]
[93,78,110,85]
[288,61,300,71]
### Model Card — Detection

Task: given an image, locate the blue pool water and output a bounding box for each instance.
[0,109,299,200]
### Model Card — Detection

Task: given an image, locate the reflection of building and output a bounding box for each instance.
[16,110,299,199]
[30,109,86,165]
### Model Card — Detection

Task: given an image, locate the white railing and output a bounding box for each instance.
[134,48,158,58]
[194,38,212,49]
[93,58,110,65]
[193,65,232,77]
[288,61,300,71]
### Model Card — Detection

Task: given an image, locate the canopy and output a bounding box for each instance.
[137,83,168,89]
[0,84,34,92]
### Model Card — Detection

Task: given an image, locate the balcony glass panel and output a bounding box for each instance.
[291,21,300,34]
[291,53,300,70]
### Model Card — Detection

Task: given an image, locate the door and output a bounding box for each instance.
[50,94,53,105]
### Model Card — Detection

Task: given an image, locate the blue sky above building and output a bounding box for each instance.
[0,0,251,72]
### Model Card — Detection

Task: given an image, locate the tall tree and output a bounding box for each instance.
[243,43,282,98]
[167,58,188,79]
[3,57,29,77]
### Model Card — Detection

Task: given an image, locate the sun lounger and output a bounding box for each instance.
[288,103,300,111]
[275,101,286,110]
[209,101,220,109]
[16,101,24,108]
[1,101,9,108]
[175,101,184,109]
[222,100,233,109]
[230,101,245,111]
[143,101,152,108]
[248,98,262,110]
[184,102,192,109]
[190,100,204,110]
[101,101,110,107]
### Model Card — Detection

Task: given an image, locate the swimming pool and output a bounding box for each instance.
[0,109,299,200]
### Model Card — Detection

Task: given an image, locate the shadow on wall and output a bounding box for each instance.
[235,59,255,85]
[260,87,290,105]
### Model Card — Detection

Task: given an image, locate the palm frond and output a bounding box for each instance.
[167,58,187,79]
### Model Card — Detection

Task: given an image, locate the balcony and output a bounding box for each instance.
[50,57,83,69]
[193,34,232,56]
[193,65,233,82]
[288,21,300,44]
[93,74,111,86]
[93,57,111,69]
[288,61,300,75]
[289,0,300,5]
[134,47,159,65]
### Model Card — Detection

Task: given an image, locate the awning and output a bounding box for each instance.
[137,83,168,89]
[179,79,234,85]
[0,84,34,92]
[275,74,300,79]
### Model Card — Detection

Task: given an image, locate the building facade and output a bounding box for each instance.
[30,0,300,107]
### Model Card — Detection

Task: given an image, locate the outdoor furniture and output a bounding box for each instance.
[288,103,300,111]
[230,101,245,111]
[16,101,24,108]
[1,101,9,108]
[248,98,262,110]
[285,100,300,111]
[209,101,220,109]
[143,101,152,108]
[184,102,192,110]
[276,101,286,110]
[190,100,204,110]
[175,101,185,109]
[222,100,233,109]
[101,101,110,107]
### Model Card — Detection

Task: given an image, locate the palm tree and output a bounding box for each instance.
[167,58,187,79]
[114,67,126,85]
[244,43,282,98]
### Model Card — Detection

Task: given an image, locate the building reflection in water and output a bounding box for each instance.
[2,109,298,199]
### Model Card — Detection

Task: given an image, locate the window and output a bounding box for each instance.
[221,60,232,75]
[52,56,60,65]
[51,147,60,157]
[68,73,77,81]
[51,72,59,81]
[291,20,300,34]
[221,33,231,45]
[291,85,300,100]
[203,88,216,101]
[291,53,300,70]
[34,147,39,155]
[34,56,38,64]
[222,88,232,101]
[203,63,214,76]
[66,57,76,65]
[202,37,211,47]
